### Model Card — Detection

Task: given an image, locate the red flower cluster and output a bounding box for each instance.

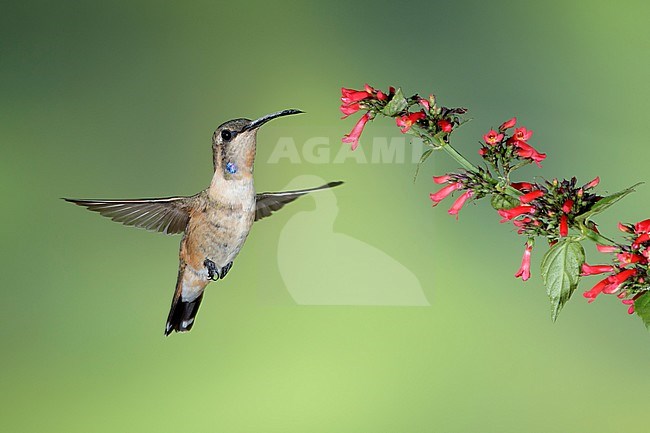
[340,84,398,150]
[429,175,473,219]
[479,117,546,167]
[341,84,465,152]
[341,84,390,118]
[582,219,650,312]
[496,177,602,281]
[497,177,601,240]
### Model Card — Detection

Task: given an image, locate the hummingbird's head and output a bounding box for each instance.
[211,109,303,177]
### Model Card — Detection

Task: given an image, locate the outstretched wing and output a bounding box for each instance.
[64,195,195,234]
[255,181,343,221]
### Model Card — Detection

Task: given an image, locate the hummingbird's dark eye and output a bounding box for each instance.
[221,129,233,141]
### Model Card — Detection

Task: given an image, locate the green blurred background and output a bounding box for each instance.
[2,1,650,432]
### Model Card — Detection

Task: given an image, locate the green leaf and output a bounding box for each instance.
[540,239,585,322]
[490,193,519,210]
[382,87,408,116]
[413,148,433,182]
[576,183,642,222]
[634,292,650,330]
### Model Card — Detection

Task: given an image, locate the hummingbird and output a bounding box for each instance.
[65,109,343,335]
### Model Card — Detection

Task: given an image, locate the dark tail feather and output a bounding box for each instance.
[164,292,204,336]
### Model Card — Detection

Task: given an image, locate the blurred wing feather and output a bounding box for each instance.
[255,181,343,221]
[64,196,195,234]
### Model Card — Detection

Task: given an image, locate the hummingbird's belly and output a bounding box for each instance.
[203,211,253,263]
[182,203,255,273]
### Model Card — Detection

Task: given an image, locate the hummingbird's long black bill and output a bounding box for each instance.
[243,109,304,131]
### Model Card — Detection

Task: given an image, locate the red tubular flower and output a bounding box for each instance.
[635,219,650,234]
[519,190,544,204]
[617,252,644,265]
[618,222,633,233]
[376,91,388,101]
[341,88,371,105]
[632,233,650,248]
[513,127,533,142]
[596,244,618,253]
[562,199,574,213]
[497,205,535,222]
[559,214,568,237]
[483,129,504,145]
[433,174,451,184]
[499,117,517,131]
[418,98,430,111]
[515,221,533,234]
[584,176,600,189]
[340,86,374,121]
[583,278,609,302]
[581,263,615,276]
[622,293,643,314]
[511,182,534,192]
[430,182,463,206]
[342,112,371,150]
[514,242,533,281]
[602,269,637,294]
[478,147,488,156]
[448,190,473,219]
[340,103,361,118]
[396,111,426,133]
[437,119,453,133]
[512,217,532,228]
[364,84,375,94]
[513,141,546,167]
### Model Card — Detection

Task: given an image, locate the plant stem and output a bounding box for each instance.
[439,140,476,172]
[440,139,522,199]
[580,224,619,246]
[503,184,523,198]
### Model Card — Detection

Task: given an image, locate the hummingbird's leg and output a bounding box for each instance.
[219,261,233,279]
[203,258,220,281]
[203,259,233,281]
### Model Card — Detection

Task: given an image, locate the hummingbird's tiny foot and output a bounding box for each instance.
[219,261,233,279]
[203,258,219,281]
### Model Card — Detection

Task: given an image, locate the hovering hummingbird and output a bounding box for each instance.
[65,109,343,335]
